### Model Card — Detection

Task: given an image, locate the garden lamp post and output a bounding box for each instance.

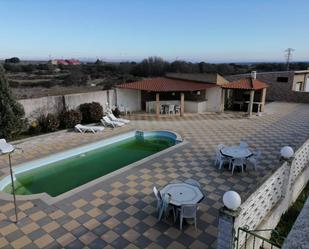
[217,191,242,249]
[223,190,242,210]
[0,139,18,223]
[280,146,294,162]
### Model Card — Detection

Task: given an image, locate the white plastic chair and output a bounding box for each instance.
[214,144,231,170]
[214,144,225,165]
[231,158,245,175]
[125,106,132,115]
[153,186,162,216]
[239,141,249,148]
[179,204,198,231]
[248,149,261,170]
[185,179,201,189]
[175,105,180,114]
[168,105,175,115]
[217,144,225,150]
[160,105,165,114]
[158,193,176,221]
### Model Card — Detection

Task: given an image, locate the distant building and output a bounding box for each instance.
[66,59,81,65]
[49,59,80,65]
[226,70,309,103]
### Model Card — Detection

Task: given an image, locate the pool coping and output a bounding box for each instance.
[0,130,188,205]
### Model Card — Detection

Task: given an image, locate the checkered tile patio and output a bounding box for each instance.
[0,102,309,249]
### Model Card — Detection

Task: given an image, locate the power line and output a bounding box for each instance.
[285,48,295,71]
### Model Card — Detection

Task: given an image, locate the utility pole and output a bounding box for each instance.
[285,48,294,71]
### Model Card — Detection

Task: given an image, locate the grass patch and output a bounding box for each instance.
[271,181,309,246]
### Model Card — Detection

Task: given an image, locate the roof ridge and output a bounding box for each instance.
[164,75,215,84]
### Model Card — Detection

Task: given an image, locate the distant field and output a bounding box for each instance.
[6,68,121,99]
[12,85,103,99]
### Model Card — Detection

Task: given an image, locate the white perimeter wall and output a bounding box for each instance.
[205,87,222,112]
[18,90,116,119]
[116,88,141,112]
[19,96,64,118]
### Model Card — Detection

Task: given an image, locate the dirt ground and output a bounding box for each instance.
[12,85,105,99]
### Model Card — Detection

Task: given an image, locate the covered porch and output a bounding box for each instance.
[116,77,220,118]
[220,77,269,116]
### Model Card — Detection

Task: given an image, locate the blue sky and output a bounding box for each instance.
[0,0,308,62]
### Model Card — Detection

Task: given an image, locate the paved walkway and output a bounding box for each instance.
[0,102,309,249]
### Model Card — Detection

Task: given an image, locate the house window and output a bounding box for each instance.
[277,77,289,83]
[295,82,303,91]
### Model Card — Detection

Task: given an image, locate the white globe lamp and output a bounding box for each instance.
[280,146,294,160]
[223,191,241,210]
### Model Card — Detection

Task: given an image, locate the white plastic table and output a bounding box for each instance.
[160,183,204,206]
[220,146,252,159]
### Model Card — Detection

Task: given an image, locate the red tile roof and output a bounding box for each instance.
[116,77,218,92]
[66,59,80,65]
[221,78,269,90]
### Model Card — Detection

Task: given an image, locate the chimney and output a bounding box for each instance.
[251,71,257,80]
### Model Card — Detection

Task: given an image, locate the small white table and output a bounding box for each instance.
[221,146,252,159]
[160,183,204,206]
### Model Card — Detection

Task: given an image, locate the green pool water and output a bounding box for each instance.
[4,135,175,197]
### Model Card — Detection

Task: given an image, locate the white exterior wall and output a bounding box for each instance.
[116,88,141,112]
[205,87,222,112]
[18,90,116,119]
[184,101,207,113]
[18,96,64,119]
[64,91,108,110]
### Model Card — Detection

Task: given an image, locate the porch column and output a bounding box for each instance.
[260,88,267,112]
[220,88,226,112]
[155,93,160,118]
[247,90,255,116]
[180,92,185,116]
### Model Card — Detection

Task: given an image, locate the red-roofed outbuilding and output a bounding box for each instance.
[116,76,222,117]
[115,72,268,117]
[220,72,269,115]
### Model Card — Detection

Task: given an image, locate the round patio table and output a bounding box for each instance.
[160,183,204,206]
[220,146,252,159]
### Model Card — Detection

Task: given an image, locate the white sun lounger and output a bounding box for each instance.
[108,113,130,124]
[101,116,125,128]
[75,124,104,133]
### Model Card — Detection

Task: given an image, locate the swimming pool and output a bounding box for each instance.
[0,130,182,197]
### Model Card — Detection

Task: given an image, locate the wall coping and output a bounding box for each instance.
[282,197,309,249]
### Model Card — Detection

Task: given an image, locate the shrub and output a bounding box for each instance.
[28,120,41,135]
[112,107,121,118]
[4,57,20,63]
[59,109,82,129]
[79,102,103,123]
[0,65,25,139]
[38,113,60,132]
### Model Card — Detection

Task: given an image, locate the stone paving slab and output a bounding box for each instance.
[0,102,309,249]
